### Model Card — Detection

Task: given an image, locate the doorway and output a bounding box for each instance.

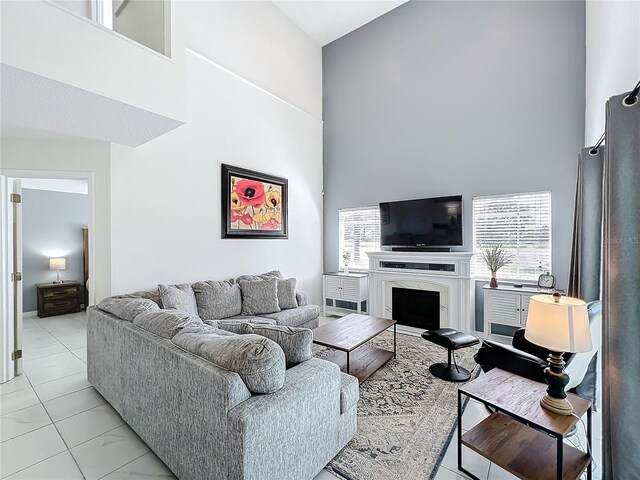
[0,170,96,384]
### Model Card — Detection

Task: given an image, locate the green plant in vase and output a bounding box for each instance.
[342,250,352,275]
[480,243,513,288]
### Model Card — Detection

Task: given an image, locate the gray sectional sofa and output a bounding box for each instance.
[87,271,358,480]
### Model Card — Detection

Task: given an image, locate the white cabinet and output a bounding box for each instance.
[323,273,369,316]
[484,284,559,337]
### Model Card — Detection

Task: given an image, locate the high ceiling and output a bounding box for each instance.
[272,1,409,46]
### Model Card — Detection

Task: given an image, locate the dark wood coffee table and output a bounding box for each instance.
[312,313,396,383]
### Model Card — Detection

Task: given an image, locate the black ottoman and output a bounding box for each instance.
[421,328,479,382]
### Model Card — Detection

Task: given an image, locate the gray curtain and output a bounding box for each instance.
[568,147,604,301]
[603,91,640,479]
[568,147,604,404]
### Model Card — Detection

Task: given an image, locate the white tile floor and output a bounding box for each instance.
[1,312,601,480]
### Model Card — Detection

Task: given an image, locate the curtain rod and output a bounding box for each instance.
[589,79,639,156]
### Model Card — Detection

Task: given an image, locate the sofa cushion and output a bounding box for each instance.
[207,317,276,334]
[260,304,320,327]
[295,291,309,307]
[239,277,280,316]
[133,310,202,339]
[241,324,312,368]
[158,283,198,316]
[97,297,160,321]
[236,270,283,284]
[172,328,286,394]
[340,372,360,413]
[277,278,298,310]
[172,324,236,351]
[192,280,242,320]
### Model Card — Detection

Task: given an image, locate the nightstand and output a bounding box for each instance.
[36,281,82,318]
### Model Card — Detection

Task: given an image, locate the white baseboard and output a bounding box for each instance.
[22,311,38,319]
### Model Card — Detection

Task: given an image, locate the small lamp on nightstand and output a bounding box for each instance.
[525,293,592,416]
[49,257,66,284]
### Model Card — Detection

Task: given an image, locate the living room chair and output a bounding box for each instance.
[474,300,602,405]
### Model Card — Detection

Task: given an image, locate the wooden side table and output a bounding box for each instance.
[36,281,82,318]
[458,368,592,480]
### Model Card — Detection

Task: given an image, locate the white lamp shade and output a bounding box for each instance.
[49,258,66,270]
[525,295,592,353]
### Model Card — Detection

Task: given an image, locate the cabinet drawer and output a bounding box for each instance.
[43,299,78,314]
[43,287,77,300]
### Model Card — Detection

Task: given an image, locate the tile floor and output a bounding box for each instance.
[1,312,601,480]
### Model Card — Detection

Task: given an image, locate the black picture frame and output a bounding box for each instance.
[221,163,288,239]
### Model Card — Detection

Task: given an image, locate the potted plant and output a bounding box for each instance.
[480,243,513,288]
[342,250,352,275]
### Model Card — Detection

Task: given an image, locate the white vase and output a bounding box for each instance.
[344,265,349,275]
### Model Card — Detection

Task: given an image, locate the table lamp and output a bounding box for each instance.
[49,258,66,284]
[525,293,592,415]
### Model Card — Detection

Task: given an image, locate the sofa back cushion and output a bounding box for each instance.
[241,324,312,368]
[172,327,286,393]
[239,277,280,316]
[158,284,198,316]
[276,278,298,310]
[97,297,160,321]
[133,310,203,339]
[192,280,242,320]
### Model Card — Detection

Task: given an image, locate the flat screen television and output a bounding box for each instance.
[380,195,463,247]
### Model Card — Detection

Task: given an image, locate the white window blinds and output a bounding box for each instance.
[473,192,552,281]
[339,207,381,271]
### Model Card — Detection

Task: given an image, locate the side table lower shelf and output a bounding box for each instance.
[462,412,591,480]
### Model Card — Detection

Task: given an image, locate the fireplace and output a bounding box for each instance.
[392,287,440,330]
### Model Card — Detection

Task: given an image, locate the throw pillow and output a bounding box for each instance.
[239,277,280,316]
[158,283,198,316]
[241,323,312,368]
[236,270,283,284]
[192,280,242,320]
[277,278,298,310]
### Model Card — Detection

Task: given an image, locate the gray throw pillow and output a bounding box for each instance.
[241,324,312,368]
[239,277,280,316]
[236,270,283,284]
[277,278,298,310]
[192,280,242,320]
[133,310,202,339]
[158,283,198,316]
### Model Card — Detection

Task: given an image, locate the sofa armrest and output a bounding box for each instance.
[474,340,547,384]
[296,291,309,306]
[227,358,342,480]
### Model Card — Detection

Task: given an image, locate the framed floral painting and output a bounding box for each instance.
[221,164,288,239]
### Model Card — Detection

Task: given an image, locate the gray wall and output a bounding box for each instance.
[322,0,586,298]
[22,189,89,312]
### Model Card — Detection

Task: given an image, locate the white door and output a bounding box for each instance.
[486,292,520,326]
[340,277,359,302]
[519,294,535,326]
[0,177,22,382]
[326,276,342,298]
[12,180,23,376]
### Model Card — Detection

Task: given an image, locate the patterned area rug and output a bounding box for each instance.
[314,331,480,480]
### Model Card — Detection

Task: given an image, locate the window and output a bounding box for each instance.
[339,207,381,271]
[473,192,552,281]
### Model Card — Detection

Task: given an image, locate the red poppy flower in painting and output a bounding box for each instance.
[234,179,265,207]
[259,218,280,230]
[231,212,254,225]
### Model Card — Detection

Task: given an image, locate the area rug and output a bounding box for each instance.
[314,331,480,480]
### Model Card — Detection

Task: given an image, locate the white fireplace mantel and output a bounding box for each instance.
[366,251,475,334]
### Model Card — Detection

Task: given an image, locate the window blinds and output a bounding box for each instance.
[473,192,552,281]
[338,207,381,271]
